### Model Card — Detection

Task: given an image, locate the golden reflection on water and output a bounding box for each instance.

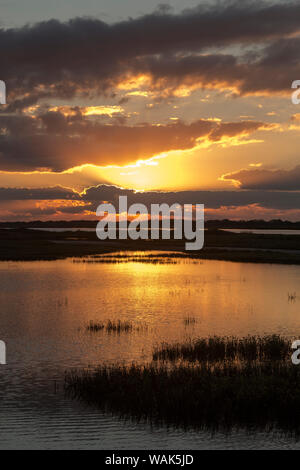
[0,252,300,449]
[0,252,299,370]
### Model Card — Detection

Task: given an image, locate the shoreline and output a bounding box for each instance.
[0,228,300,264]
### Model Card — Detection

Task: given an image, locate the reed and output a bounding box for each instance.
[152,335,291,362]
[86,321,105,332]
[65,360,300,433]
[74,257,178,265]
[87,319,147,334]
[183,316,197,326]
[288,292,297,302]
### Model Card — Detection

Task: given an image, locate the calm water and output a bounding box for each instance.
[0,252,300,449]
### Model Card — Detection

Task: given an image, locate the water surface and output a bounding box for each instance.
[0,252,299,449]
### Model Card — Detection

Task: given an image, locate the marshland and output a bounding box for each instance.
[65,360,300,434]
[0,227,300,265]
[152,335,291,362]
[0,252,300,449]
[65,335,300,434]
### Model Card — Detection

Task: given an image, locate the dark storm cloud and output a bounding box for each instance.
[223,165,300,190]
[1,184,299,214]
[80,184,300,211]
[0,186,78,200]
[0,113,268,171]
[137,50,298,96]
[1,1,300,104]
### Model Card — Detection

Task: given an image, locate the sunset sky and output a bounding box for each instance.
[0,0,300,221]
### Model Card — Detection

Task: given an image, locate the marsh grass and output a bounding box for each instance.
[183,316,197,326]
[87,321,105,332]
[87,319,147,334]
[288,292,297,302]
[73,252,205,265]
[153,335,290,362]
[65,360,300,433]
[73,255,178,265]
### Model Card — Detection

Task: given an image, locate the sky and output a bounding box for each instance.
[0,0,299,221]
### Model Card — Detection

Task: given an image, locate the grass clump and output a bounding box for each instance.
[183,316,197,326]
[106,320,133,333]
[87,321,105,332]
[87,319,147,334]
[87,320,132,334]
[74,254,179,265]
[288,292,297,302]
[152,335,291,362]
[65,361,300,434]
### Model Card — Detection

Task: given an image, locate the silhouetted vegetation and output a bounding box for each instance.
[65,359,300,434]
[2,219,300,230]
[74,254,179,265]
[288,292,297,302]
[0,227,300,264]
[87,319,147,334]
[153,335,291,362]
[87,321,105,332]
[183,316,197,326]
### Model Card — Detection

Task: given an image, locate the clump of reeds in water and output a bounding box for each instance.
[65,360,300,434]
[152,335,291,362]
[87,321,105,332]
[106,320,133,333]
[73,254,179,265]
[288,292,297,302]
[183,316,197,326]
[87,320,147,334]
